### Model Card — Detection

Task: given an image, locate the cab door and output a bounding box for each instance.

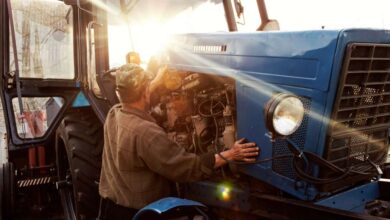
[0,0,81,148]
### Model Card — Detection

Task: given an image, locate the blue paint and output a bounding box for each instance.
[168,31,339,91]
[166,29,390,209]
[133,197,206,220]
[72,92,90,107]
[316,182,380,213]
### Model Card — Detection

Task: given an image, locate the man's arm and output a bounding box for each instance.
[140,131,214,182]
[148,66,167,93]
[140,125,259,182]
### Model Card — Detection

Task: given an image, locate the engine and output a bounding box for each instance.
[151,71,236,155]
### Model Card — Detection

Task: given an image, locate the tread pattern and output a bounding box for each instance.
[56,108,103,220]
[1,162,15,219]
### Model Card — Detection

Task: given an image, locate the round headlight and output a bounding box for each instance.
[266,94,305,136]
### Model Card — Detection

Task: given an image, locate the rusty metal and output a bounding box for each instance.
[256,0,269,30]
[222,0,237,32]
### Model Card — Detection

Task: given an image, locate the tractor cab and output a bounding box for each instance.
[0,1,274,218]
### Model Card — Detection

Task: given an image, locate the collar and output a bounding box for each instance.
[118,104,156,123]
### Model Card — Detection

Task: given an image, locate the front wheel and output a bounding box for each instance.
[56,108,103,220]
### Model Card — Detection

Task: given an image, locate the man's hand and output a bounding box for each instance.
[228,138,259,162]
[214,138,259,168]
[149,65,168,93]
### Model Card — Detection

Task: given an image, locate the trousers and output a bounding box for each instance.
[97,197,138,220]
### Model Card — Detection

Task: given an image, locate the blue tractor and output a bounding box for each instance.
[162,29,390,219]
[0,0,389,219]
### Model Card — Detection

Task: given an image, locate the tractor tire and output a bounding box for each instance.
[56,108,103,220]
[1,162,15,220]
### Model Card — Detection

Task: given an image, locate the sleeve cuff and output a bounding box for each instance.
[199,151,215,176]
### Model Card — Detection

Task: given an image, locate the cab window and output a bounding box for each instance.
[9,0,74,79]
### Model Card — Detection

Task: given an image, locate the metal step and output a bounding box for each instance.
[17,176,55,188]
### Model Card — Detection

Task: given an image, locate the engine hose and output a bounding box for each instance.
[215,143,375,184]
[198,99,224,117]
[299,150,375,176]
[291,149,376,185]
[292,157,352,185]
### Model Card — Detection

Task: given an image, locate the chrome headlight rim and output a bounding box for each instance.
[265,93,305,137]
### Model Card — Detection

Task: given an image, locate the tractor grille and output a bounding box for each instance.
[322,43,390,192]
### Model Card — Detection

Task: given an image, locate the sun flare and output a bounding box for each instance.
[107,1,227,68]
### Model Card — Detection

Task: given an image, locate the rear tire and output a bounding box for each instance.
[1,162,15,220]
[56,108,103,220]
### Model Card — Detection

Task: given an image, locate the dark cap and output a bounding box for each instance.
[115,64,154,103]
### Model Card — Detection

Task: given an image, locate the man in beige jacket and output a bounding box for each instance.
[98,64,259,219]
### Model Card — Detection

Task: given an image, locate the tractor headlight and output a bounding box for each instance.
[266,94,304,136]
